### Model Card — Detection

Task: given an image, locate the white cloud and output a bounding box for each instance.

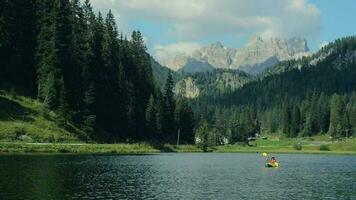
[91,0,321,39]
[153,42,202,65]
[89,0,322,62]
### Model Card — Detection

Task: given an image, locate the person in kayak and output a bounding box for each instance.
[267,156,277,165]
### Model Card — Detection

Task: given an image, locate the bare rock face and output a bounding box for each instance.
[163,36,311,75]
[192,42,237,69]
[174,77,199,98]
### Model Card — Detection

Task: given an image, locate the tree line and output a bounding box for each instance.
[0,0,194,144]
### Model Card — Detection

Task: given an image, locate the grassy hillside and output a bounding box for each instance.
[0,92,86,143]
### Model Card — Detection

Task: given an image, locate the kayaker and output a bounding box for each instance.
[267,156,277,164]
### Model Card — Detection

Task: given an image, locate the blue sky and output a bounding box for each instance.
[308,0,356,51]
[91,0,356,63]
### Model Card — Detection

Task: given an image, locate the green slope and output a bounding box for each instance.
[0,92,86,143]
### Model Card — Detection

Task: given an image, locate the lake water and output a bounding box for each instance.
[0,153,355,200]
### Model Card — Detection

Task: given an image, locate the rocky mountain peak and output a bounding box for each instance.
[162,35,311,75]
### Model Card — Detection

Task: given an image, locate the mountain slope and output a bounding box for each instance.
[150,56,175,87]
[0,93,85,142]
[163,36,311,75]
[174,69,252,98]
[220,36,356,107]
[189,36,356,141]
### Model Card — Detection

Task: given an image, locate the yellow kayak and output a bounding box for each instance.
[265,162,279,168]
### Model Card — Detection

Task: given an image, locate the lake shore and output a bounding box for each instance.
[0,141,355,155]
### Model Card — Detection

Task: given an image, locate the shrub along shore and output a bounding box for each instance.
[0,137,355,154]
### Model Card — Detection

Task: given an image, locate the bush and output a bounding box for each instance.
[161,144,176,152]
[9,87,17,99]
[293,143,302,150]
[319,144,330,151]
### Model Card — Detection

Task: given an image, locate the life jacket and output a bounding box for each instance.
[269,159,276,164]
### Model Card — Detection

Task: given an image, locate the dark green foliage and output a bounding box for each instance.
[195,117,209,151]
[36,0,56,100]
[175,98,195,144]
[349,103,356,136]
[236,106,260,143]
[191,36,356,140]
[318,93,330,133]
[0,0,37,96]
[328,94,349,138]
[281,101,291,135]
[145,95,157,138]
[319,144,330,151]
[293,143,302,150]
[0,0,180,144]
[290,104,301,137]
[162,72,176,143]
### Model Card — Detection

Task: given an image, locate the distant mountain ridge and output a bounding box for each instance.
[162,36,312,75]
[151,57,252,99]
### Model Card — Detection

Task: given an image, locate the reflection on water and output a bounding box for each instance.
[0,153,355,199]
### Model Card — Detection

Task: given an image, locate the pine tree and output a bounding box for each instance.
[290,104,301,137]
[82,83,96,135]
[281,102,291,135]
[145,95,157,139]
[155,93,164,140]
[268,109,278,133]
[175,98,195,144]
[57,78,71,126]
[318,93,330,133]
[70,0,90,123]
[0,0,37,96]
[195,117,209,151]
[44,72,61,109]
[130,30,154,137]
[162,72,176,143]
[53,0,77,120]
[35,0,56,100]
[329,94,348,138]
[349,103,356,136]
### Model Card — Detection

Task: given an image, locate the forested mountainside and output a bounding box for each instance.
[175,69,252,99]
[191,36,356,145]
[0,0,194,144]
[150,56,177,88]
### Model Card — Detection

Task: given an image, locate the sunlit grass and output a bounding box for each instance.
[0,143,159,154]
[0,93,85,143]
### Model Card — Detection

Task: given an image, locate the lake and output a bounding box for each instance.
[0,153,355,199]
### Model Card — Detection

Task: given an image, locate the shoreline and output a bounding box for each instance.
[0,142,355,155]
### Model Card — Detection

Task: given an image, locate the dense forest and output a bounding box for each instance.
[192,36,356,145]
[0,0,194,144]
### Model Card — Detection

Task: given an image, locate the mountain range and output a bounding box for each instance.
[162,36,311,75]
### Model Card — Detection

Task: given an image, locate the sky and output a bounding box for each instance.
[90,0,356,64]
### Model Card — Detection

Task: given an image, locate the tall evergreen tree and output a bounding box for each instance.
[35,0,56,101]
[318,93,330,133]
[329,94,348,138]
[145,95,157,139]
[281,102,291,135]
[0,0,37,96]
[195,117,209,151]
[130,30,154,137]
[53,0,77,120]
[349,103,356,136]
[175,98,195,144]
[290,104,301,137]
[162,72,176,143]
